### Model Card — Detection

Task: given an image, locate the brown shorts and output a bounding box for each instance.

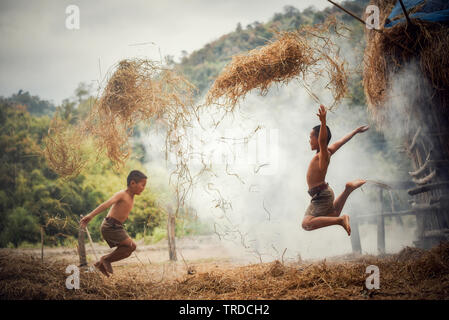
[101,217,129,248]
[305,185,335,217]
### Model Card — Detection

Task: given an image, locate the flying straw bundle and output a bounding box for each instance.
[87,59,196,168]
[206,17,349,110]
[363,0,449,124]
[206,32,317,108]
[43,59,196,178]
[42,116,88,178]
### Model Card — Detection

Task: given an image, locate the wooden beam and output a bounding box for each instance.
[356,204,442,220]
[411,170,436,185]
[398,0,413,26]
[408,181,449,195]
[409,126,422,151]
[409,158,430,177]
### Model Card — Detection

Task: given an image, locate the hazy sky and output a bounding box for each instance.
[0,0,334,104]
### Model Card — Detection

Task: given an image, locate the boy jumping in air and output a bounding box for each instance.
[302,105,369,236]
[80,170,147,277]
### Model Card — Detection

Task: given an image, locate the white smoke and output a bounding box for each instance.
[138,35,422,264]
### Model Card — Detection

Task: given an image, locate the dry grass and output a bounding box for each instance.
[43,59,196,177]
[206,16,349,111]
[1,242,448,300]
[42,116,89,179]
[86,59,196,169]
[363,0,449,124]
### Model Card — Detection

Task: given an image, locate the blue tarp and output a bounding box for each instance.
[385,0,449,28]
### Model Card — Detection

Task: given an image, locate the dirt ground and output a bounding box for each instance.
[1,238,448,300]
[3,235,252,268]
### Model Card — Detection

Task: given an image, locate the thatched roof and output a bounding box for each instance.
[363,0,449,124]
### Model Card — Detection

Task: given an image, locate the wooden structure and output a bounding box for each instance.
[405,122,449,248]
[350,179,449,254]
[329,0,449,251]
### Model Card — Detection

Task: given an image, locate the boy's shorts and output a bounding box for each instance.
[305,184,335,217]
[100,217,129,248]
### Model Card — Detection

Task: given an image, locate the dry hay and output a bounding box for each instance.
[363,0,449,124]
[1,242,448,300]
[206,16,349,111]
[42,116,89,179]
[86,59,196,168]
[43,59,197,179]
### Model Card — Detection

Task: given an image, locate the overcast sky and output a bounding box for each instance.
[0,0,335,104]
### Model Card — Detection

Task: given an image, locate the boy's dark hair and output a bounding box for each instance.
[312,125,332,145]
[127,170,147,186]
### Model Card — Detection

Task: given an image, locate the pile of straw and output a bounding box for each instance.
[2,242,448,300]
[206,17,349,110]
[363,0,449,124]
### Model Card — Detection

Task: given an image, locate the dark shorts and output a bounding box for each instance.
[100,217,129,248]
[305,185,335,217]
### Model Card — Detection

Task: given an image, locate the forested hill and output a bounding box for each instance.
[175,0,370,101]
[5,90,56,117]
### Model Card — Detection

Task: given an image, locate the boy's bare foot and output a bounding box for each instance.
[102,259,113,274]
[94,261,110,277]
[346,179,366,192]
[341,215,351,236]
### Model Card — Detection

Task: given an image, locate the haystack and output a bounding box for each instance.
[363,0,449,125]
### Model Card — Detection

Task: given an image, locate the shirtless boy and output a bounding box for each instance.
[302,105,369,236]
[80,170,147,277]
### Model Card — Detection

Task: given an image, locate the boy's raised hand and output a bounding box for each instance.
[356,125,370,133]
[316,104,327,123]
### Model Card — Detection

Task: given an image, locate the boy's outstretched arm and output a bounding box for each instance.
[317,105,330,169]
[328,125,370,155]
[80,192,124,228]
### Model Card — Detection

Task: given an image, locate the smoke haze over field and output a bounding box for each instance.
[140,75,418,263]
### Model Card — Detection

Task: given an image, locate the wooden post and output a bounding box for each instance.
[350,217,362,254]
[377,189,386,255]
[78,215,87,267]
[167,210,177,261]
[40,226,44,263]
